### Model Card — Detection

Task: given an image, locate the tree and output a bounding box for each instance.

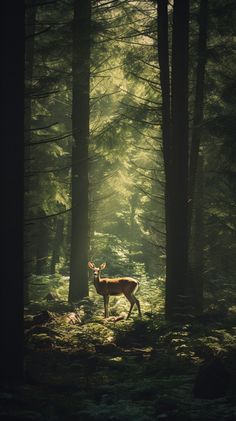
[24,0,37,301]
[188,0,208,314]
[69,0,92,301]
[1,1,25,381]
[157,0,190,319]
[189,0,208,222]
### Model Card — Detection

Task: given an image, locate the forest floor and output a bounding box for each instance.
[1,275,236,421]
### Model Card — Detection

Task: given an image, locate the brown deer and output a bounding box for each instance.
[88,261,142,319]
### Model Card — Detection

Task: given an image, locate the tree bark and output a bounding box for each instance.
[157,0,171,171]
[24,0,36,146]
[69,0,91,301]
[24,0,37,303]
[189,0,208,230]
[1,1,25,381]
[157,0,173,317]
[157,0,190,319]
[167,0,189,318]
[188,0,208,314]
[190,155,204,314]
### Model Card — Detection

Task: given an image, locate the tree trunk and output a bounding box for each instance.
[1,1,25,381]
[24,0,36,146]
[158,0,190,319]
[157,0,173,316]
[190,155,204,315]
[24,0,37,303]
[50,218,64,274]
[189,0,208,230]
[69,0,91,301]
[188,0,208,314]
[166,0,189,319]
[157,0,171,171]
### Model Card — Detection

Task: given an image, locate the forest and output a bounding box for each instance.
[1,0,236,420]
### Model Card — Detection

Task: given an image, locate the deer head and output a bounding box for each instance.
[88,261,106,278]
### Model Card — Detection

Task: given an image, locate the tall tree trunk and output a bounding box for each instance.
[167,0,189,318]
[158,0,190,319]
[24,0,37,303]
[190,155,204,314]
[50,218,64,274]
[69,0,91,301]
[157,0,171,171]
[1,1,25,381]
[189,0,208,229]
[188,0,208,314]
[157,0,172,317]
[24,0,36,146]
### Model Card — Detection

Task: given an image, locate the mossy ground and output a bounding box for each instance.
[1,275,236,420]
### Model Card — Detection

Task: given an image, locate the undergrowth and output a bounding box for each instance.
[1,274,235,420]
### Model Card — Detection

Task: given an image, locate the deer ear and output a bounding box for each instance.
[100,262,106,270]
[88,261,95,269]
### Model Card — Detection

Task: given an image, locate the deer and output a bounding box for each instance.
[88,261,142,319]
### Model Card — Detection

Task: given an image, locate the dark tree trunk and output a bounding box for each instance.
[188,0,208,314]
[157,0,173,317]
[158,0,190,319]
[69,0,91,301]
[157,0,171,170]
[190,155,204,314]
[24,0,37,303]
[50,218,64,274]
[189,0,208,229]
[1,1,25,381]
[167,0,189,318]
[64,212,71,274]
[24,0,36,146]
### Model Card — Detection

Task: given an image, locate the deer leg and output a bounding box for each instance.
[103,294,109,318]
[125,293,135,319]
[133,295,142,318]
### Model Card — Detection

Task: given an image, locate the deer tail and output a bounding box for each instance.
[133,280,140,295]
